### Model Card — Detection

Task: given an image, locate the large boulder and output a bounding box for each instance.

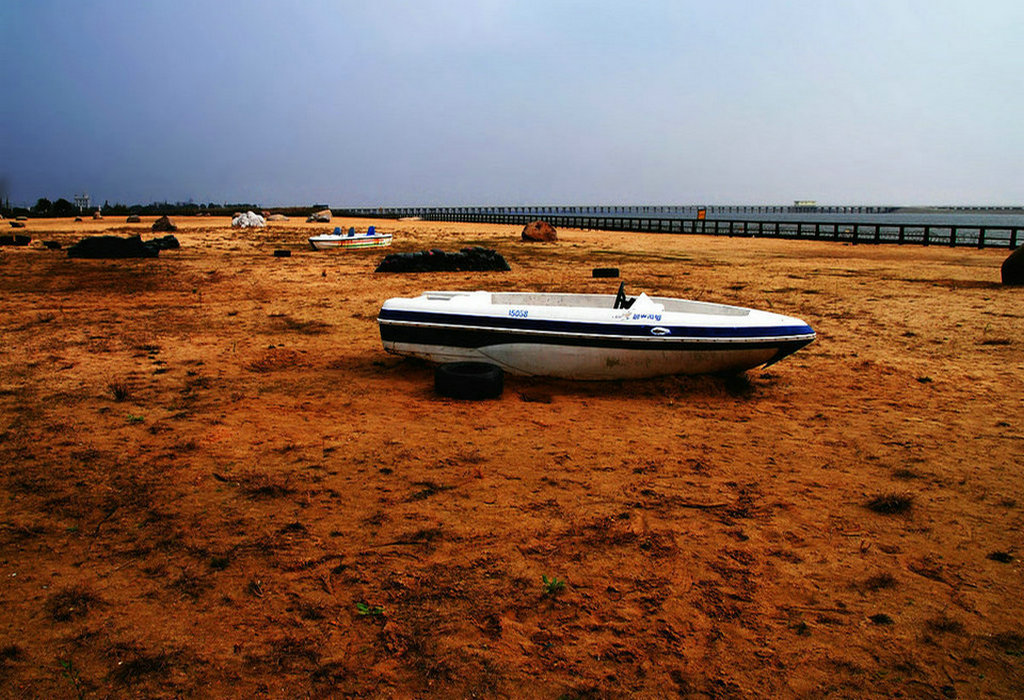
[307,209,332,223]
[0,234,30,245]
[9,221,26,229]
[67,235,159,259]
[232,211,266,228]
[267,214,289,221]
[521,220,557,242]
[151,215,178,232]
[375,247,510,273]
[1002,246,1024,285]
[126,214,141,223]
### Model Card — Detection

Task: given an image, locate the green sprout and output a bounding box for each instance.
[355,602,384,617]
[542,574,566,596]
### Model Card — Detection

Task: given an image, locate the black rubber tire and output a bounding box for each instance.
[592,267,619,278]
[435,362,504,400]
[273,249,291,257]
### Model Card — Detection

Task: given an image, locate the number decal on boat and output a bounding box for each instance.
[508,309,529,318]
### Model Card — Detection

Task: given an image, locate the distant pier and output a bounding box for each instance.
[336,204,1024,249]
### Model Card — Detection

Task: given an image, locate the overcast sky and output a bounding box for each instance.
[2,1,1022,207]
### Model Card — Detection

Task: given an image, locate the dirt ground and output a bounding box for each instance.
[0,215,1021,698]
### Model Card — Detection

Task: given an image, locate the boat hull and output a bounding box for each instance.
[383,340,788,379]
[378,291,815,379]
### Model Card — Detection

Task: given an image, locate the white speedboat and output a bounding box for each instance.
[377,285,815,379]
[309,226,393,251]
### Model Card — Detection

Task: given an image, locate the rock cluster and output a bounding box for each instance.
[307,209,332,223]
[375,247,511,273]
[232,211,266,228]
[66,234,179,258]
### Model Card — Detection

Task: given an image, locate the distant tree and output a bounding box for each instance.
[52,198,77,216]
[33,198,52,214]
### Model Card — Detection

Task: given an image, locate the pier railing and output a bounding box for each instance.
[336,208,1021,249]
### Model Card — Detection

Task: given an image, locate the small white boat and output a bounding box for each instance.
[378,286,816,379]
[309,225,393,251]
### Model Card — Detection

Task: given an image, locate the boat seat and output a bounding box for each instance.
[347,227,356,237]
[367,225,376,236]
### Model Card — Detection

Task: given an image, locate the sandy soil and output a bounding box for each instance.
[0,216,1021,698]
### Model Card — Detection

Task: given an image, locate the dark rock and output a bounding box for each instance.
[521,220,557,242]
[273,249,291,257]
[307,209,332,223]
[1002,246,1024,285]
[592,267,619,278]
[147,234,180,251]
[151,215,178,232]
[0,234,30,245]
[15,216,28,221]
[126,214,141,223]
[74,217,83,222]
[9,221,26,229]
[375,247,510,273]
[67,235,159,259]
[43,240,62,250]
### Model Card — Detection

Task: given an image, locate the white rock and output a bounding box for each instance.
[232,211,266,228]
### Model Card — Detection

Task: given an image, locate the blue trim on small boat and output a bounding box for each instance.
[379,322,813,356]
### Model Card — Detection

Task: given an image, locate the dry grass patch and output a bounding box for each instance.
[865,492,914,515]
[46,585,99,622]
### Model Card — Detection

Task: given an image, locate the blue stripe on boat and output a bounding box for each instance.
[377,308,814,341]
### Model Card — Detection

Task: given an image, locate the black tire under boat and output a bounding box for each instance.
[435,362,504,400]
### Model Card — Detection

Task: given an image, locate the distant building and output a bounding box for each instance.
[74,193,90,212]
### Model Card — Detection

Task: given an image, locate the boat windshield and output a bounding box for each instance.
[488,292,750,316]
